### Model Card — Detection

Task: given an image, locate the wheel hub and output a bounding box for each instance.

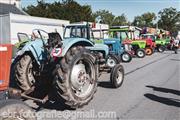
[116,70,123,84]
[71,64,87,89]
[146,49,151,54]
[159,48,163,52]
[138,51,144,57]
[122,54,129,61]
[71,63,93,98]
[78,71,86,85]
[107,58,116,68]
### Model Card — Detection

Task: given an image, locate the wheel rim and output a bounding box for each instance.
[71,60,94,98]
[146,49,152,55]
[116,69,123,84]
[159,47,163,52]
[122,54,130,61]
[137,51,144,57]
[107,57,116,68]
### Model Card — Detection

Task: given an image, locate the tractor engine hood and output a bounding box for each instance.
[59,38,94,56]
[103,38,120,44]
[86,44,109,57]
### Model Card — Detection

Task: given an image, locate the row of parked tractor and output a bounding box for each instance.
[93,25,175,65]
[1,23,178,118]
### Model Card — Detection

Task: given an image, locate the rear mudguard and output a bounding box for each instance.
[15,38,98,65]
[15,40,29,49]
[15,39,47,65]
[63,38,109,58]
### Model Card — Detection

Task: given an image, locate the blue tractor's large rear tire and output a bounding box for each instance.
[54,46,97,109]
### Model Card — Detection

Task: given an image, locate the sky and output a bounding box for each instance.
[21,0,180,22]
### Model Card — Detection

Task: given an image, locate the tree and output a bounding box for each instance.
[132,16,144,27]
[93,10,115,25]
[132,12,156,27]
[24,0,94,22]
[112,14,128,26]
[23,0,49,17]
[158,7,180,35]
[142,12,156,27]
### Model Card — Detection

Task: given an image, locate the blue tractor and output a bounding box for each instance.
[93,29,132,63]
[103,38,132,63]
[13,24,125,109]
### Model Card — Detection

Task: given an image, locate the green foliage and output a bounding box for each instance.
[111,14,128,26]
[24,1,179,35]
[24,0,94,22]
[23,1,129,26]
[23,1,49,17]
[92,10,115,25]
[92,10,128,26]
[158,7,180,35]
[132,12,156,27]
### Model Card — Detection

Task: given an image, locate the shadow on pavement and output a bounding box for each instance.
[146,86,180,96]
[161,51,172,54]
[170,59,180,62]
[144,93,180,107]
[98,81,114,89]
[35,100,74,111]
[34,87,76,111]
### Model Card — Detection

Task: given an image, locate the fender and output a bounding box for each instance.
[16,39,46,65]
[16,38,105,64]
[61,38,109,57]
[60,38,94,56]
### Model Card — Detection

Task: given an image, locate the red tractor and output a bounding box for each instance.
[141,37,156,55]
[110,26,156,56]
[0,44,36,120]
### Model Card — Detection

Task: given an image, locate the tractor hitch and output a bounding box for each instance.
[8,87,49,104]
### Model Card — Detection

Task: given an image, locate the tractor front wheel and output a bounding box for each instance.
[55,46,97,108]
[110,64,124,88]
[145,47,153,56]
[157,45,165,53]
[106,54,120,68]
[121,52,132,63]
[136,49,146,58]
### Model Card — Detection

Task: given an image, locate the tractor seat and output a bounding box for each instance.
[48,32,63,48]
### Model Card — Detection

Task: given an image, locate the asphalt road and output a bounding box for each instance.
[25,50,180,120]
